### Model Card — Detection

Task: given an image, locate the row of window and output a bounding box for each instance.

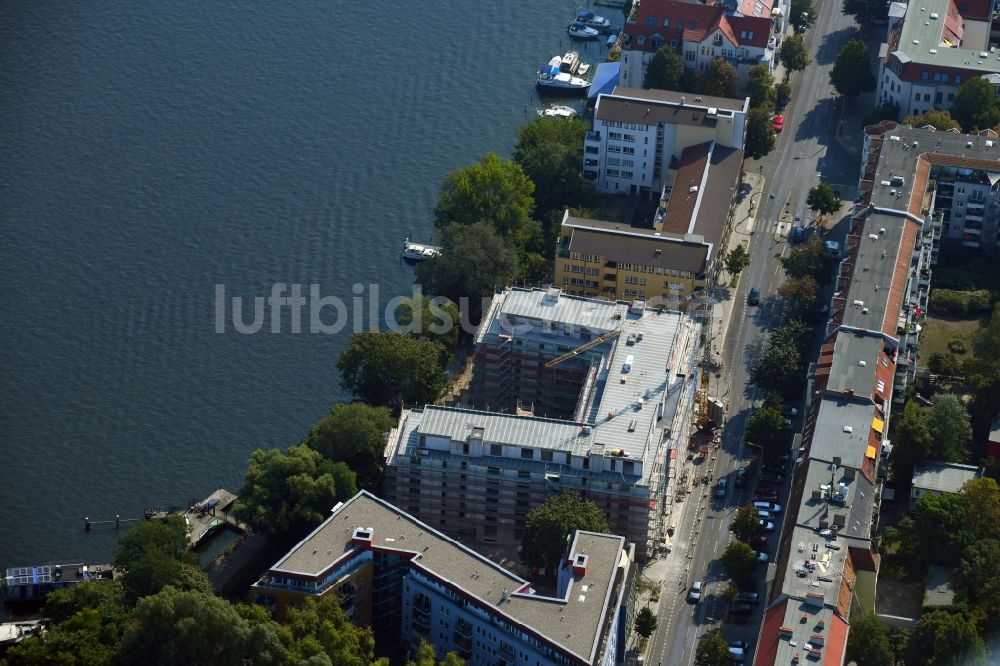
[606,157,635,167]
[643,15,699,29]
[606,168,635,178]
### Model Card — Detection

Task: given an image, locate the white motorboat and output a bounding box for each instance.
[536,56,590,94]
[402,238,442,262]
[575,11,613,32]
[567,21,600,39]
[537,105,579,119]
[559,51,591,76]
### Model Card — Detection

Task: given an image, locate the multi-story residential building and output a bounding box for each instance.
[560,134,743,306]
[876,0,1000,117]
[584,86,747,197]
[252,490,636,666]
[618,0,776,89]
[384,287,699,559]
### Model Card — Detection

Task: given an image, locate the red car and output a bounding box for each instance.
[754,490,779,502]
[772,115,784,133]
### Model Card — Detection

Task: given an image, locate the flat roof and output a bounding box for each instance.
[826,333,886,397]
[488,286,630,335]
[809,396,880,474]
[911,461,980,492]
[264,491,627,663]
[892,0,1000,71]
[563,224,710,275]
[609,86,747,113]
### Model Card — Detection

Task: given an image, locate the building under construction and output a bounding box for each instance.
[383,287,699,559]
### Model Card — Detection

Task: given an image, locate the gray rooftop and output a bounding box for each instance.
[826,333,886,397]
[484,287,630,338]
[911,461,980,493]
[808,396,880,472]
[608,86,748,113]
[840,211,912,336]
[265,491,627,663]
[892,0,1000,72]
[562,221,711,275]
[794,452,877,540]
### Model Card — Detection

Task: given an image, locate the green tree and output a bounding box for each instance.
[830,39,876,99]
[746,64,776,109]
[902,109,962,131]
[781,237,834,283]
[845,614,894,666]
[752,322,808,401]
[957,538,1000,594]
[960,477,1000,542]
[698,59,738,98]
[235,444,357,541]
[806,182,840,216]
[393,294,461,348]
[521,493,609,571]
[864,102,900,126]
[843,0,890,23]
[724,244,751,276]
[114,516,205,603]
[775,80,792,108]
[927,393,971,461]
[635,606,658,638]
[890,401,933,487]
[644,46,685,91]
[790,0,815,26]
[730,503,762,542]
[907,608,989,666]
[408,640,464,666]
[779,35,810,73]
[415,221,519,316]
[120,587,286,665]
[434,153,536,245]
[512,117,597,221]
[778,275,819,318]
[695,628,734,666]
[337,331,447,408]
[927,352,961,377]
[913,491,972,567]
[950,77,1000,132]
[720,540,757,581]
[283,596,379,666]
[746,405,789,460]
[305,402,396,490]
[745,107,776,159]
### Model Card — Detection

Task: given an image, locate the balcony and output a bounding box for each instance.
[585,131,601,142]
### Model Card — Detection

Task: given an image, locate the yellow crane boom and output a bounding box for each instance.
[544,315,647,367]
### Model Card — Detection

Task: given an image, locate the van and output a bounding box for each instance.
[729,647,746,665]
[753,501,783,515]
[623,355,634,373]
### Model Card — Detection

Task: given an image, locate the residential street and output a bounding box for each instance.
[644,0,869,662]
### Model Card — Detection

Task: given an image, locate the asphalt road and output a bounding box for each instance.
[647,0,866,663]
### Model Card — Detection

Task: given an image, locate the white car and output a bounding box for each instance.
[753,501,783,515]
[756,550,770,562]
[759,520,776,532]
[687,580,704,603]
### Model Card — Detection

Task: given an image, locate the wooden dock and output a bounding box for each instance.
[179,489,246,549]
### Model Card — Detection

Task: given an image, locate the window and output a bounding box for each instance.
[954,74,961,84]
[663,18,670,27]
[622,171,633,179]
[689,19,696,29]
[921,71,929,80]
[607,168,620,177]
[645,15,657,26]
[622,146,635,154]
[685,50,695,61]
[670,39,678,48]
[541,450,553,462]
[923,93,930,102]
[914,92,921,100]
[490,444,502,456]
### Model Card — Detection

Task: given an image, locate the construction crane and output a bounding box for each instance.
[545,315,649,368]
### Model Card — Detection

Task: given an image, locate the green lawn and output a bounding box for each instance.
[918,314,980,363]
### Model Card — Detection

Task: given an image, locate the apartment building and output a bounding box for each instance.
[876,0,1000,117]
[584,86,747,197]
[252,491,636,666]
[618,0,776,90]
[384,287,698,558]
[560,137,742,306]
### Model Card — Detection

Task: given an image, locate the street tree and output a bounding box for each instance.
[745,107,776,159]
[434,153,536,244]
[845,614,894,666]
[235,443,357,542]
[635,606,658,638]
[864,102,900,126]
[698,59,738,98]
[950,77,1000,132]
[778,275,819,318]
[408,639,464,666]
[927,393,971,461]
[644,46,685,91]
[889,401,933,487]
[746,405,788,460]
[724,244,751,276]
[902,109,961,131]
[731,503,762,542]
[121,587,286,665]
[746,64,776,109]
[695,628,734,666]
[806,182,840,216]
[843,0,890,23]
[521,493,608,571]
[781,237,834,283]
[393,294,461,347]
[305,402,397,489]
[513,117,597,221]
[415,220,519,316]
[779,35,810,73]
[775,81,792,108]
[830,39,876,99]
[721,540,757,581]
[908,609,989,666]
[337,331,447,408]
[789,0,815,27]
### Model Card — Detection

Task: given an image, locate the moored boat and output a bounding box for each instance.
[537,57,591,95]
[559,51,591,76]
[537,105,579,119]
[574,11,613,32]
[403,238,442,262]
[567,21,600,40]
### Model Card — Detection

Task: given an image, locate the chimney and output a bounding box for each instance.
[572,553,589,576]
[351,527,374,548]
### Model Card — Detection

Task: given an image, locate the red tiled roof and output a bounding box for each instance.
[955,0,993,20]
[824,614,849,666]
[729,16,772,48]
[753,601,788,666]
[881,221,919,337]
[944,0,964,42]
[662,142,711,234]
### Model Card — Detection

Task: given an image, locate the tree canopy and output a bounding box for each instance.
[751,320,810,401]
[721,540,757,581]
[644,46,685,91]
[745,107,776,159]
[512,117,597,223]
[927,393,971,461]
[235,443,357,541]
[843,0,889,23]
[902,109,961,131]
[113,516,206,603]
[830,39,876,98]
[845,614,894,666]
[698,59,738,98]
[408,640,464,666]
[392,295,461,347]
[305,402,396,489]
[724,244,751,276]
[731,503,762,542]
[635,606,658,638]
[806,182,840,216]
[950,77,1000,133]
[779,35,810,73]
[890,401,934,487]
[337,331,447,408]
[521,492,609,571]
[695,628,734,666]
[746,64,776,109]
[434,153,536,245]
[907,608,989,666]
[781,237,835,283]
[778,275,819,319]
[789,0,815,26]
[746,405,789,460]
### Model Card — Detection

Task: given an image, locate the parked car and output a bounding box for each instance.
[730,641,748,651]
[756,550,769,562]
[715,477,729,498]
[749,535,769,550]
[757,509,774,521]
[754,490,779,502]
[747,287,761,306]
[759,520,776,532]
[772,115,784,133]
[760,473,783,484]
[687,580,704,603]
[731,601,754,616]
[753,501,783,515]
[730,646,746,664]
[735,592,759,605]
[735,467,748,487]
[783,406,799,417]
